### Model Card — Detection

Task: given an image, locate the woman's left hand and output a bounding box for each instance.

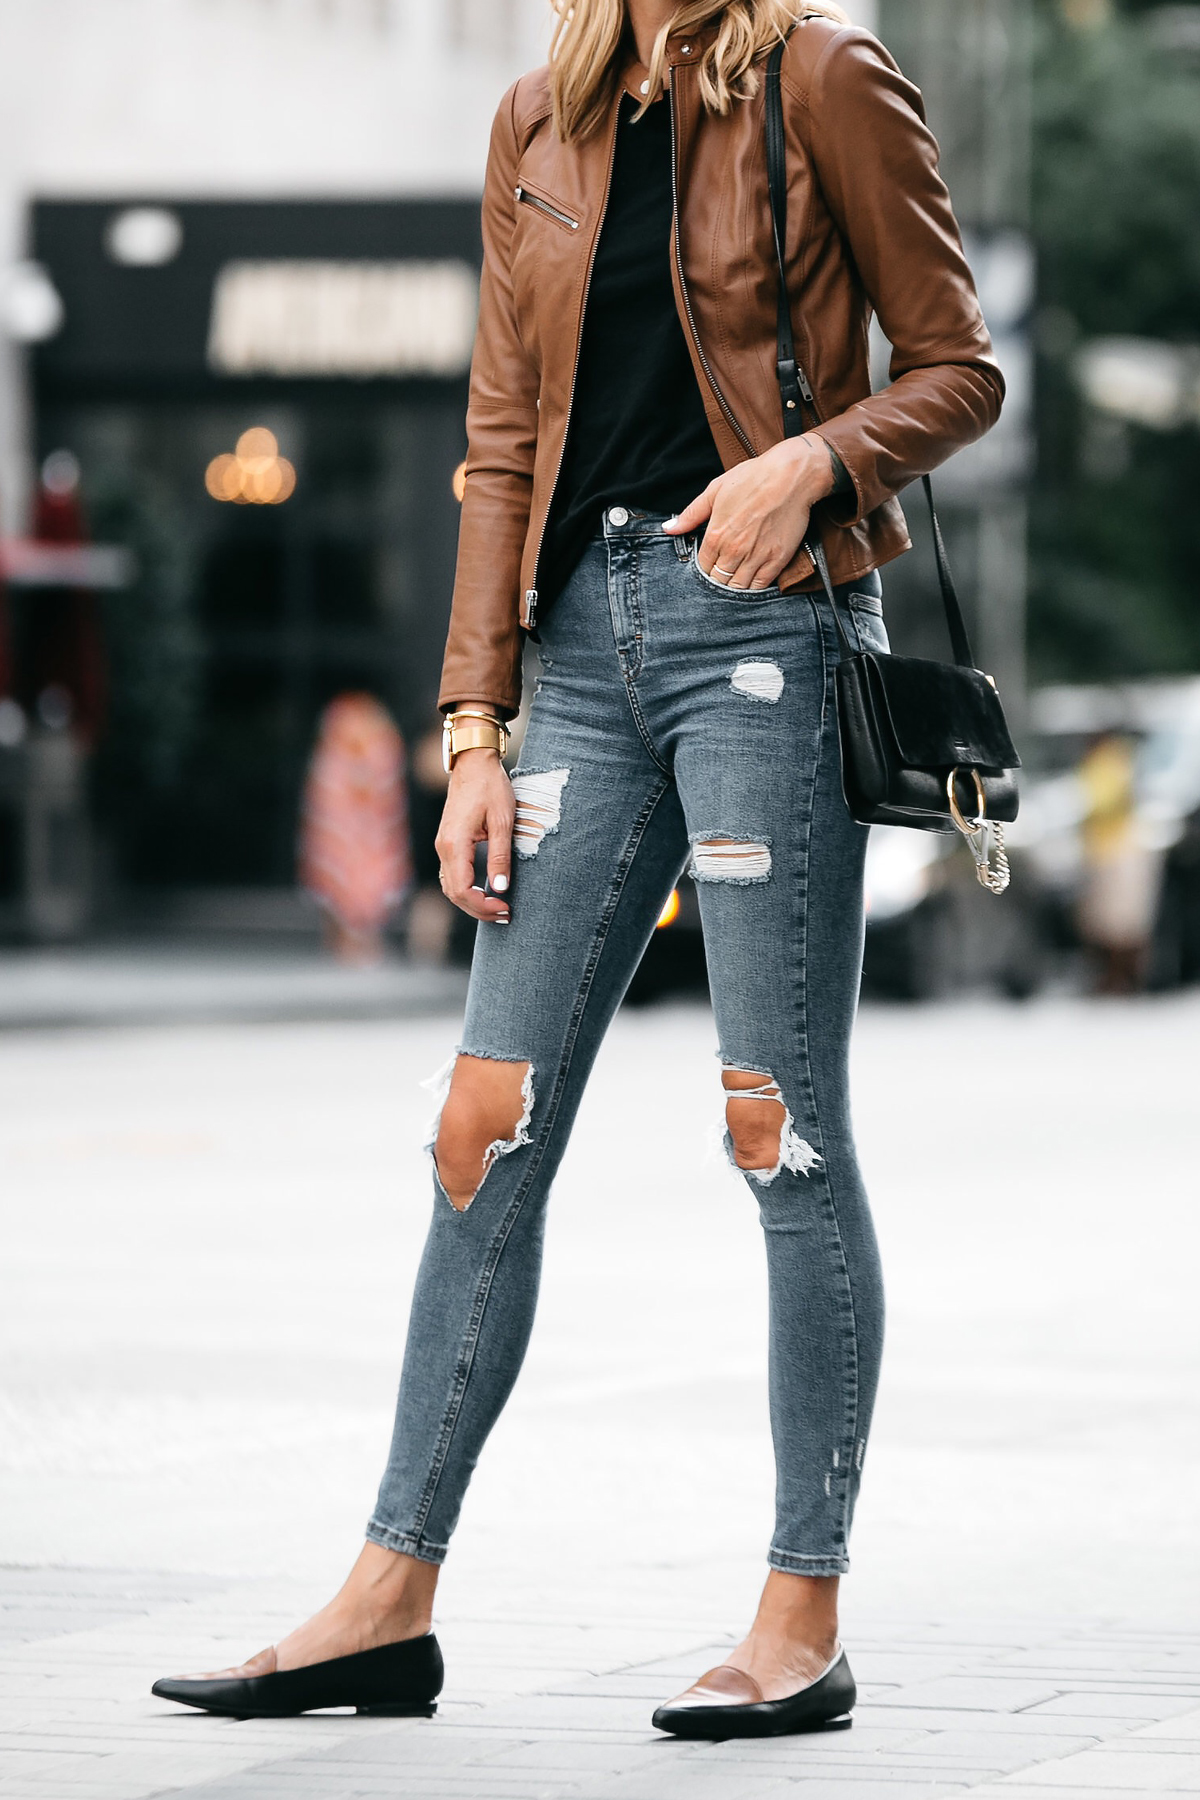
[662,432,838,590]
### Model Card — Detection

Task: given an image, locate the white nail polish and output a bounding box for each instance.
[661,516,679,532]
[492,873,509,892]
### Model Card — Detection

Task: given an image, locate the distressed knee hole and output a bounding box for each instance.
[511,768,569,858]
[721,1066,822,1184]
[690,836,772,884]
[431,1054,534,1211]
[731,659,784,702]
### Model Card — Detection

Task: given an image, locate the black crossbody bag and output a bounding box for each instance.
[764,38,1019,894]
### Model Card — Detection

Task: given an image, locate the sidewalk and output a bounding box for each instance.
[4,1567,1200,1799]
[3,996,1199,1797]
[0,946,466,1030]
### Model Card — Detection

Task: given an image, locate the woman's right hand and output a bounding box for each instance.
[435,748,514,924]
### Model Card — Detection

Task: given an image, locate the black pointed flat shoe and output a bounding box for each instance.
[151,1632,443,1718]
[651,1646,855,1739]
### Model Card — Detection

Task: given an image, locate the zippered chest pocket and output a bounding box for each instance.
[514,184,581,233]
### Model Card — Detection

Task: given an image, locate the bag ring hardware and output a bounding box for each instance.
[946,765,986,834]
[946,766,1011,894]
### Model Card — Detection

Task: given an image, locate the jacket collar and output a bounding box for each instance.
[618,22,715,102]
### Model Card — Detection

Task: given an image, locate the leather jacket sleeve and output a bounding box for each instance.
[437,81,539,718]
[793,30,1005,525]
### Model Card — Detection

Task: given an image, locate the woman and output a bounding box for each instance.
[153,0,1001,1737]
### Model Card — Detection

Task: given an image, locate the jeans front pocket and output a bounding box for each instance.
[689,542,783,601]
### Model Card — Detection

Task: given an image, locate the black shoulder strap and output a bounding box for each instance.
[765,38,976,670]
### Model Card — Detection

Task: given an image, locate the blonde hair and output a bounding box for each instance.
[549,1,849,141]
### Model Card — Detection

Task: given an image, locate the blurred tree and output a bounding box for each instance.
[87,474,202,880]
[1030,0,1200,678]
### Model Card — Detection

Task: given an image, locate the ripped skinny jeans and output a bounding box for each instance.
[367,506,886,1576]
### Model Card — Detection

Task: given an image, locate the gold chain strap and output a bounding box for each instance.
[946,768,1012,896]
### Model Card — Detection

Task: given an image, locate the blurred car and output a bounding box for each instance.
[862,824,1055,1002]
[624,874,707,1004]
[1031,677,1200,991]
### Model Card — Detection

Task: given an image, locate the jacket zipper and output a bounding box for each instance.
[523,108,621,630]
[668,77,756,460]
[514,184,580,232]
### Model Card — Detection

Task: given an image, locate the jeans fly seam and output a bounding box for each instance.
[406,779,672,1543]
[605,538,643,682]
[622,679,670,774]
[625,545,645,679]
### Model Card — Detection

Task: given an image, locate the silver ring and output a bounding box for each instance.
[712,565,737,580]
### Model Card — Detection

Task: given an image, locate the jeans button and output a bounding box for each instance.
[607,505,629,527]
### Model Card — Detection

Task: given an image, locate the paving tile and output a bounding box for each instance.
[255,1726,524,1769]
[454,1695,655,1733]
[0,1746,101,1765]
[961,1788,1152,1800]
[540,1673,680,1700]
[696,1757,1003,1785]
[857,1709,1114,1739]
[577,1766,800,1799]
[989,1650,1200,1678]
[620,1644,737,1678]
[1131,1714,1200,1743]
[474,1738,667,1775]
[992,1749,1200,1790]
[868,1680,1062,1714]
[884,1733,1099,1776]
[584,1781,968,1800]
[1025,1694,1200,1721]
[692,1728,936,1762]
[1035,1682,1200,1699]
[851,1656,989,1687]
[168,1780,560,1800]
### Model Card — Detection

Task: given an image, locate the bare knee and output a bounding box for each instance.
[721,1066,823,1183]
[433,1056,532,1211]
[722,1067,787,1172]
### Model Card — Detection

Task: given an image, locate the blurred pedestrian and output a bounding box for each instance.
[1077,733,1157,994]
[155,0,1003,1738]
[11,451,107,747]
[299,692,411,963]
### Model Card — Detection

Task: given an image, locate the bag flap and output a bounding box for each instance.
[863,654,1020,770]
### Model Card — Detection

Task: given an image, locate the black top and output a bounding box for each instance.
[537,92,724,609]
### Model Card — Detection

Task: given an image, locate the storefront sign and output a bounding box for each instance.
[207,259,478,378]
[32,198,482,391]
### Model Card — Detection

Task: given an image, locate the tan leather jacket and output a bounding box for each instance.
[439,15,1004,716]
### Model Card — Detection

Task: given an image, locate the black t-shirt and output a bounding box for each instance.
[537,92,724,609]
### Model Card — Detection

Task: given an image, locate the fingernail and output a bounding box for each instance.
[491,873,508,893]
[495,916,510,926]
[661,516,679,532]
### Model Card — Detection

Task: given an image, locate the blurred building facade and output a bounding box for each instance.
[0,0,551,533]
[0,0,553,919]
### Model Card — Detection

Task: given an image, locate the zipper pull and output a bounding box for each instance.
[522,588,538,630]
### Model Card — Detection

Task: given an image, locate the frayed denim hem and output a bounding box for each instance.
[768,1548,849,1577]
[364,1518,448,1565]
